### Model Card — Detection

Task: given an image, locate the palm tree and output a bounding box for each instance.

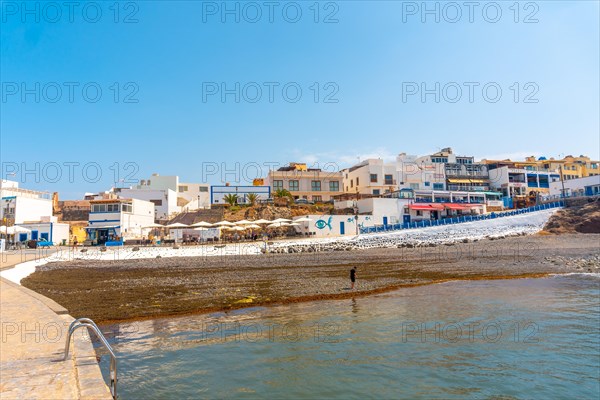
[273,189,293,206]
[247,193,258,206]
[223,194,239,207]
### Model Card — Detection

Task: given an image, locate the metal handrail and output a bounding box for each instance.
[64,318,118,399]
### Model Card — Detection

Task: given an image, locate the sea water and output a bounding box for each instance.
[99,275,600,399]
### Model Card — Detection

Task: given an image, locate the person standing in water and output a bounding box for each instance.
[350,267,357,289]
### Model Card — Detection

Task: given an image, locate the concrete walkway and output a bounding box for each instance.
[1,250,111,399]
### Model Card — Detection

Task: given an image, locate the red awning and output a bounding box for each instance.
[409,203,445,211]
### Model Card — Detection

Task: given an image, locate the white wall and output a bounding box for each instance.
[17,222,70,244]
[123,199,156,238]
[118,188,180,220]
[295,214,384,237]
[549,175,600,196]
[14,197,52,224]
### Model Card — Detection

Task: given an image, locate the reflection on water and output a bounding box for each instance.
[99,275,600,399]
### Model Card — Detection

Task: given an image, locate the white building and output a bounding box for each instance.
[1,180,53,225]
[117,188,179,221]
[488,166,560,197]
[135,174,211,209]
[549,175,600,197]
[87,198,155,244]
[17,218,70,245]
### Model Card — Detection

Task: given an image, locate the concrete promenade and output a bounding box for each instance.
[1,249,111,399]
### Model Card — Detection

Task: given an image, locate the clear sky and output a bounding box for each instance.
[1,0,599,198]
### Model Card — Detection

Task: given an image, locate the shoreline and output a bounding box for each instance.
[21,233,600,324]
[96,272,555,325]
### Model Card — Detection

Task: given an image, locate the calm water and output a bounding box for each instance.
[99,275,600,399]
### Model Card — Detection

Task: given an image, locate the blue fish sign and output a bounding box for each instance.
[315,216,333,230]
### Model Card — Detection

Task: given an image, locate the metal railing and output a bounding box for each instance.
[360,201,565,234]
[64,318,118,399]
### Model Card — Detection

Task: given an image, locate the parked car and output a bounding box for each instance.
[295,198,310,205]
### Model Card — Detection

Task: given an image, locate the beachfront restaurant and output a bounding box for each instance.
[404,202,484,223]
[86,198,155,245]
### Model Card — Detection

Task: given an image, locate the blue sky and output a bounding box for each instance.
[1,0,599,198]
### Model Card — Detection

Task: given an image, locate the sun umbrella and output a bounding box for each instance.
[191,221,213,227]
[267,222,290,228]
[8,226,30,235]
[234,219,254,225]
[289,222,301,226]
[165,223,189,229]
[271,218,292,223]
[213,220,235,227]
[253,219,272,224]
[293,217,312,222]
[245,224,261,229]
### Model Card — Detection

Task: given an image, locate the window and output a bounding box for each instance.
[329,181,339,192]
[289,180,299,191]
[107,204,120,212]
[416,210,423,216]
[433,183,444,190]
[350,180,353,188]
[199,186,209,192]
[370,174,378,183]
[356,177,360,186]
[311,180,321,191]
[373,189,380,195]
[431,157,448,163]
[410,183,419,190]
[273,180,284,190]
[178,186,188,193]
[150,199,163,206]
[313,195,322,202]
[92,204,106,212]
[424,181,430,187]
[121,203,133,212]
[384,174,394,185]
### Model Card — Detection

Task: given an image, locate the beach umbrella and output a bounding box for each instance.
[289,222,301,227]
[213,220,235,227]
[293,217,312,222]
[267,222,290,229]
[8,226,30,235]
[165,223,189,229]
[253,219,272,224]
[0,225,7,235]
[234,219,254,225]
[271,218,292,223]
[245,224,261,229]
[190,221,213,227]
[193,227,209,231]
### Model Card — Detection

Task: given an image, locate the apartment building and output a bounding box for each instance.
[267,163,343,202]
[342,159,398,196]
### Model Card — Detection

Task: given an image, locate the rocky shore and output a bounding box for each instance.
[21,234,600,323]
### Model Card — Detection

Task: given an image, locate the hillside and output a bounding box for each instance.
[543,199,600,234]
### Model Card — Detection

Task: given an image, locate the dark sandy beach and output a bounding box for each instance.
[21,234,600,323]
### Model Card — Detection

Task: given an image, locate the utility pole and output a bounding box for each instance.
[559,164,567,207]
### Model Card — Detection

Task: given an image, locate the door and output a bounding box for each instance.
[19,233,28,242]
[382,217,388,226]
[403,215,411,224]
[41,233,49,241]
[98,229,109,245]
[31,230,38,240]
[339,221,345,235]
